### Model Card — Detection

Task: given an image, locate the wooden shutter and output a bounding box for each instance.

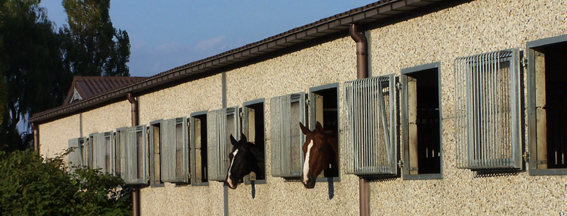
[124,126,149,185]
[161,118,189,183]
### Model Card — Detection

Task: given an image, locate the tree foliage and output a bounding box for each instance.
[0,149,132,215]
[61,0,130,77]
[0,0,72,151]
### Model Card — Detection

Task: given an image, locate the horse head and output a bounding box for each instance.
[226,133,263,189]
[300,121,338,189]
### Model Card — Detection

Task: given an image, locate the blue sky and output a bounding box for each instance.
[40,1,375,77]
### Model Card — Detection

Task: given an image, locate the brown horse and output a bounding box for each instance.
[300,121,338,189]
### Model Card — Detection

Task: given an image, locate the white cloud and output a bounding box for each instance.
[195,35,227,51]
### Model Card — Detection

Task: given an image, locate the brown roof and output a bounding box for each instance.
[30,0,443,123]
[64,76,148,105]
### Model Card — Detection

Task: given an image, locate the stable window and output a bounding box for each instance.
[149,121,163,186]
[90,132,114,174]
[242,99,266,184]
[527,35,567,175]
[401,63,443,180]
[190,112,208,185]
[454,49,522,170]
[68,137,85,173]
[117,125,149,185]
[270,93,306,178]
[309,84,340,180]
[208,107,240,181]
[345,74,398,177]
[83,136,93,168]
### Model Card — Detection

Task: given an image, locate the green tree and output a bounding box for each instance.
[0,0,72,151]
[0,149,132,215]
[60,0,131,77]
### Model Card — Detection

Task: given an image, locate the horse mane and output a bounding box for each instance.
[248,143,265,179]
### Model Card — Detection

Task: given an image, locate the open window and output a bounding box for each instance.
[159,117,189,183]
[68,137,85,173]
[117,125,149,185]
[242,99,266,184]
[91,132,114,174]
[83,136,93,168]
[454,49,522,170]
[149,120,163,186]
[345,74,398,177]
[270,93,306,178]
[207,107,240,181]
[527,35,567,175]
[401,63,442,180]
[309,84,339,180]
[190,111,208,186]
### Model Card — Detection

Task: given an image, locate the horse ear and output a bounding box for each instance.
[299,122,310,135]
[315,121,324,133]
[230,134,237,145]
[240,133,247,143]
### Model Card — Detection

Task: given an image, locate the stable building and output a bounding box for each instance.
[30,0,567,215]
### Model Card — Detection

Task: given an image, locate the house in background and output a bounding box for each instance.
[30,0,567,215]
[64,76,147,105]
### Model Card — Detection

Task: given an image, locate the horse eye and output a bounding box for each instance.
[318,147,324,152]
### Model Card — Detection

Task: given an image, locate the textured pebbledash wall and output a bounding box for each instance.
[366,0,567,215]
[37,0,567,215]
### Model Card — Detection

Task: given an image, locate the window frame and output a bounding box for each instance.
[149,120,164,187]
[453,48,522,170]
[401,62,443,180]
[527,34,567,175]
[242,98,267,185]
[309,83,341,183]
[190,111,209,186]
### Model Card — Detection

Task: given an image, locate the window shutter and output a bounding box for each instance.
[84,137,93,168]
[161,118,189,183]
[68,138,84,173]
[345,74,398,176]
[92,133,107,172]
[207,107,239,181]
[270,93,306,178]
[116,128,128,178]
[124,126,149,185]
[104,132,113,174]
[454,48,522,169]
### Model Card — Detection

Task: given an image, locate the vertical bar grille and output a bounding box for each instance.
[270,93,305,177]
[454,49,521,169]
[345,75,398,176]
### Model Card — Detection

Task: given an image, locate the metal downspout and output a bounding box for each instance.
[31,123,39,153]
[350,23,370,216]
[127,93,140,216]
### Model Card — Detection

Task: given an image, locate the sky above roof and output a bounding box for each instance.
[40,0,376,77]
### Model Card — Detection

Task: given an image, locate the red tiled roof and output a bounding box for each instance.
[63,76,148,105]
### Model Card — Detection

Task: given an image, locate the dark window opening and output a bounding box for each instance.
[407,68,441,174]
[193,114,208,183]
[244,102,266,182]
[311,87,339,178]
[539,42,567,169]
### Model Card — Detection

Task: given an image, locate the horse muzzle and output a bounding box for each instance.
[302,176,316,189]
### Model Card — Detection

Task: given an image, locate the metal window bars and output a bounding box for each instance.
[345,74,398,176]
[454,49,522,170]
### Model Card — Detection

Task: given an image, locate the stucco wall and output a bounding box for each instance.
[39,114,81,159]
[36,0,567,215]
[138,74,224,216]
[366,0,567,215]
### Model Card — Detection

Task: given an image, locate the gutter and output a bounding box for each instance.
[350,23,370,216]
[127,93,140,216]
